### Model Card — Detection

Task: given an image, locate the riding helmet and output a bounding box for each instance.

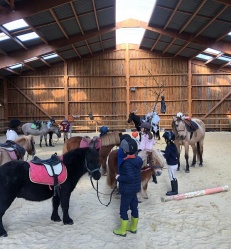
[162,131,175,142]
[120,137,137,155]
[140,122,151,130]
[9,119,21,128]
[132,131,138,138]
[99,126,109,135]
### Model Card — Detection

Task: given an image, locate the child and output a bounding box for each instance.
[99,126,109,137]
[162,131,178,196]
[6,119,21,141]
[113,137,142,237]
[60,118,70,142]
[117,134,131,173]
[47,117,57,147]
[139,122,157,183]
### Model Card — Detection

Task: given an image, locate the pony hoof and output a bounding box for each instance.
[177,168,180,171]
[0,232,8,237]
[64,220,74,225]
[199,164,203,167]
[191,165,195,167]
[185,170,190,173]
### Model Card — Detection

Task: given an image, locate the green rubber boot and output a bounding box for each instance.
[127,216,139,234]
[113,219,129,237]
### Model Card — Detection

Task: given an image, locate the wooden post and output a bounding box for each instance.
[64,62,68,119]
[125,43,130,127]
[3,78,8,126]
[188,60,192,117]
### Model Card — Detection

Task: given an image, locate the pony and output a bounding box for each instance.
[0,147,101,237]
[107,149,165,202]
[127,112,142,141]
[22,122,61,147]
[62,131,122,176]
[0,135,36,165]
[172,116,205,173]
[127,111,160,141]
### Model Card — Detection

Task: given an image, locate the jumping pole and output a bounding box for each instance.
[161,185,229,202]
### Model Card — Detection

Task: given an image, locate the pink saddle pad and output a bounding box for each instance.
[29,161,67,185]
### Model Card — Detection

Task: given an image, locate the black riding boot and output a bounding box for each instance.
[166,179,178,196]
[49,139,54,147]
[152,173,157,184]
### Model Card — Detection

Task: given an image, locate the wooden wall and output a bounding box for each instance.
[0,44,231,132]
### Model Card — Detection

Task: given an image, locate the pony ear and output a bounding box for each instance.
[172,116,177,121]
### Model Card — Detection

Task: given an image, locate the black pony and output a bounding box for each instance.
[0,147,101,237]
[127,112,142,141]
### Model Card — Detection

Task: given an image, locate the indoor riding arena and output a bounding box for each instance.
[0,1,231,248]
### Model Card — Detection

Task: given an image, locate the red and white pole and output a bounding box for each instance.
[161,185,229,202]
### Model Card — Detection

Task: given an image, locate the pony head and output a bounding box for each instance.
[173,119,187,140]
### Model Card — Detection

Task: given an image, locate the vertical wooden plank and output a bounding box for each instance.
[3,79,8,124]
[64,62,68,118]
[188,60,192,117]
[125,43,130,120]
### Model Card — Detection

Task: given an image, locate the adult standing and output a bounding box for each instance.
[47,117,56,147]
[60,118,70,142]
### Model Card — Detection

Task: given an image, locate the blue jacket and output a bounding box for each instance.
[163,143,178,165]
[117,155,142,195]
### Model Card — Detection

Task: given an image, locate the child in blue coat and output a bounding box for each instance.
[113,137,143,237]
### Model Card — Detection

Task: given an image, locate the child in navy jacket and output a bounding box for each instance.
[113,137,143,237]
[162,131,179,196]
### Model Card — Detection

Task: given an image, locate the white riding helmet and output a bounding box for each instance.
[176,112,183,118]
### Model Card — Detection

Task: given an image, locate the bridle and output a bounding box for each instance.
[85,159,116,207]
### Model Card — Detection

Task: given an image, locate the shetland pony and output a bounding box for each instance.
[107,149,165,202]
[62,131,121,175]
[172,116,205,172]
[0,135,36,165]
[0,147,101,237]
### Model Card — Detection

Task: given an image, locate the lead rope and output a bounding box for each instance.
[90,177,116,207]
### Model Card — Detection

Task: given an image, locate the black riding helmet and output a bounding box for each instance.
[9,119,21,129]
[163,131,175,142]
[140,122,151,131]
[120,137,137,155]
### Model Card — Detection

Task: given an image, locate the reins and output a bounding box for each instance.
[90,177,116,207]
[85,159,116,207]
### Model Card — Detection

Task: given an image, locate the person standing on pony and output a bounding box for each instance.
[47,117,56,147]
[113,137,142,237]
[162,131,178,196]
[6,119,21,141]
[60,118,70,142]
[139,122,157,183]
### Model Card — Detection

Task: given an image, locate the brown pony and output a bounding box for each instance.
[0,135,36,166]
[172,116,205,173]
[107,149,165,202]
[62,131,121,175]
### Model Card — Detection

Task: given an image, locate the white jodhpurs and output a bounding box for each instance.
[168,164,178,181]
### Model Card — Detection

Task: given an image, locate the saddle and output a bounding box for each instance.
[29,154,67,196]
[0,140,26,160]
[184,118,199,132]
[31,121,43,130]
[80,136,101,150]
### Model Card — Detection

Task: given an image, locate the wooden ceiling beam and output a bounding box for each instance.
[0,0,72,25]
[0,25,116,68]
[214,0,231,5]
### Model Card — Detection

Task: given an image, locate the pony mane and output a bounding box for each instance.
[100,131,120,147]
[15,135,34,144]
[138,149,165,168]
